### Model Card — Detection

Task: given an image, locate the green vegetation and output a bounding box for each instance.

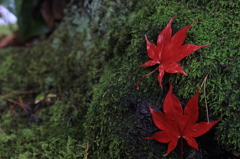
[0,24,17,36]
[0,0,239,158]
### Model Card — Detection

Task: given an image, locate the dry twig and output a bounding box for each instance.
[200,73,209,122]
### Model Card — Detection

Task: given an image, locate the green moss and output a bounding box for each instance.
[84,0,240,158]
[0,0,239,158]
[0,2,94,158]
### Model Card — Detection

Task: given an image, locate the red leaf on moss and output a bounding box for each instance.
[145,83,220,156]
[136,16,210,89]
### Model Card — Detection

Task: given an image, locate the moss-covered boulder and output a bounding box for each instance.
[84,0,240,158]
[0,0,239,158]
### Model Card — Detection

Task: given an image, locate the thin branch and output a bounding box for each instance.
[200,73,209,122]
[6,98,28,113]
[0,126,7,136]
[0,90,38,98]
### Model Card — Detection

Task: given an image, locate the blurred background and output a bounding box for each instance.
[0,0,67,47]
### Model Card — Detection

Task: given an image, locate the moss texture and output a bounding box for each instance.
[0,0,239,158]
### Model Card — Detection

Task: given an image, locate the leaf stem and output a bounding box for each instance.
[180,137,183,159]
[136,67,158,90]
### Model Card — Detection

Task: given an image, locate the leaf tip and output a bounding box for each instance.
[149,106,153,112]
[215,119,221,123]
[205,43,211,47]
[159,83,163,89]
[196,88,200,94]
[191,17,200,26]
[170,15,175,21]
[163,152,170,156]
[144,34,149,42]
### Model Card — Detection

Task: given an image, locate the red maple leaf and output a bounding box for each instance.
[145,83,220,157]
[137,16,210,89]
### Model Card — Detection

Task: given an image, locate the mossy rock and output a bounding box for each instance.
[84,0,240,158]
[0,0,239,158]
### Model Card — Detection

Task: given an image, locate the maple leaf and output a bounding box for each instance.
[145,83,220,157]
[137,16,210,89]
